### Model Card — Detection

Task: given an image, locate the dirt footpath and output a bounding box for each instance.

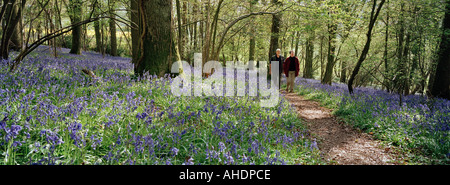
[283,91,397,165]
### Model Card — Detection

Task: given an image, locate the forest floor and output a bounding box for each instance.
[282,90,399,165]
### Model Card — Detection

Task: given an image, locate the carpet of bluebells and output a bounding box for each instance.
[0,46,324,165]
[293,78,450,164]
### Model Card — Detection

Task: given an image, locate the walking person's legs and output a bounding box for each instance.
[288,71,295,93]
[286,74,291,92]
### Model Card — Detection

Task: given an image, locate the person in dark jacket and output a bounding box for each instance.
[283,50,300,93]
[270,49,284,90]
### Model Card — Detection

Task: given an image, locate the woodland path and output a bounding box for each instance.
[282,91,398,165]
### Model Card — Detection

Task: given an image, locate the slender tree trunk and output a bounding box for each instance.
[193,2,198,54]
[304,30,314,78]
[248,0,256,62]
[340,60,347,83]
[69,0,83,55]
[182,2,188,59]
[403,33,411,95]
[94,20,101,52]
[384,1,390,91]
[176,0,184,59]
[209,0,224,61]
[202,0,211,65]
[294,31,300,55]
[320,35,324,80]
[109,0,117,56]
[248,33,256,61]
[130,0,140,68]
[322,23,337,85]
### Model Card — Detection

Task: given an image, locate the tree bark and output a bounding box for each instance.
[133,0,179,76]
[130,0,140,68]
[304,30,315,79]
[430,0,450,100]
[9,1,22,51]
[176,0,184,59]
[322,23,337,85]
[69,0,83,55]
[109,0,117,56]
[0,0,25,59]
[94,19,101,52]
[268,0,282,60]
[248,0,256,62]
[383,1,390,91]
[93,0,101,52]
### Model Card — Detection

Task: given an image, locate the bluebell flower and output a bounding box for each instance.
[218,142,226,152]
[166,158,172,165]
[171,147,179,156]
[182,157,194,165]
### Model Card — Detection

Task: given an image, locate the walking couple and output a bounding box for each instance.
[270,49,300,93]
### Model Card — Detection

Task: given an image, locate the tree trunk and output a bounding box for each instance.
[248,0,256,62]
[304,30,314,79]
[340,60,347,83]
[176,0,184,59]
[9,1,22,51]
[109,18,117,56]
[384,1,390,91]
[202,1,211,65]
[268,0,281,60]
[209,0,224,61]
[109,0,117,56]
[94,19,101,52]
[69,0,83,55]
[0,0,25,59]
[403,33,411,95]
[130,0,140,68]
[430,0,450,100]
[294,31,300,55]
[320,35,324,80]
[322,23,337,85]
[133,0,178,76]
[193,2,198,54]
[249,34,256,61]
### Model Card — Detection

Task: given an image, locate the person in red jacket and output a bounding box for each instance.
[283,50,300,93]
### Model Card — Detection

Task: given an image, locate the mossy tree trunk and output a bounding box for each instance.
[132,0,178,77]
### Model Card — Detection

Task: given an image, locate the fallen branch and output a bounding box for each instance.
[81,68,97,79]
